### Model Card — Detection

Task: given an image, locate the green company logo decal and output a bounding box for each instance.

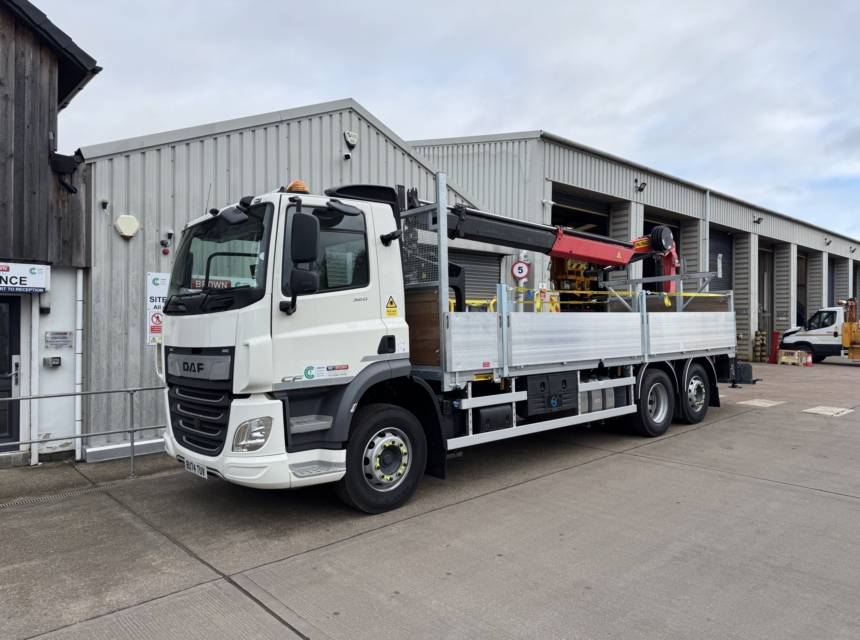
[303,366,315,380]
[152,277,160,286]
[29,267,37,274]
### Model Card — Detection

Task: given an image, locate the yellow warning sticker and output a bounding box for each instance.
[386,295,398,317]
[616,251,622,260]
[633,238,652,249]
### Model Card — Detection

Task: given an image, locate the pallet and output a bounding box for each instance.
[778,349,805,366]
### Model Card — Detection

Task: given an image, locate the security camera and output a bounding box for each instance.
[343,152,352,160]
[100,198,109,210]
[167,230,174,240]
[160,230,175,248]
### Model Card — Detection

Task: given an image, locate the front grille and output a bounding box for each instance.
[168,383,231,456]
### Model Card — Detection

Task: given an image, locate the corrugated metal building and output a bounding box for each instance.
[411,130,859,361]
[77,99,495,452]
[52,98,859,458]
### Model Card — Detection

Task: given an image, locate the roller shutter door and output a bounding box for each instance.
[449,250,503,300]
[709,230,733,291]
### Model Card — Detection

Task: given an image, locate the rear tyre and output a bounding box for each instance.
[679,363,710,424]
[334,403,427,514]
[631,369,675,437]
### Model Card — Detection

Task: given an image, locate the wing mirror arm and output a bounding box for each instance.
[380,229,402,247]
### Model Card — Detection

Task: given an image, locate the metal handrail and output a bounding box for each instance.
[0,386,168,478]
[0,386,165,403]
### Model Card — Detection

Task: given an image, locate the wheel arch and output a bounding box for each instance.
[683,357,720,408]
[328,360,411,443]
[387,376,446,480]
[635,361,678,402]
[789,341,815,355]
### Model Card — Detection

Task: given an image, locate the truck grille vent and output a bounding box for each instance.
[168,383,231,456]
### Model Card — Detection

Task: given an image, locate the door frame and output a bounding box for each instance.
[0,295,22,452]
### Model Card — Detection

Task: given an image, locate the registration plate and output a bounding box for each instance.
[184,458,208,479]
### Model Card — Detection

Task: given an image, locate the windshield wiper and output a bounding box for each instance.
[165,294,193,313]
[200,285,252,312]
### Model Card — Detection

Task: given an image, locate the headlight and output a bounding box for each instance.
[232,417,273,452]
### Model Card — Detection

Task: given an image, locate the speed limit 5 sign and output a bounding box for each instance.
[511,261,530,280]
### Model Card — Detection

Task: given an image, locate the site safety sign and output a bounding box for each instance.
[146,272,169,346]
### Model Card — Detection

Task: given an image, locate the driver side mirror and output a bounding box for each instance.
[282,212,320,315]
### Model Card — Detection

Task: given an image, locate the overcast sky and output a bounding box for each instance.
[45,0,860,238]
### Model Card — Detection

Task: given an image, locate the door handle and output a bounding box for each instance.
[4,361,19,385]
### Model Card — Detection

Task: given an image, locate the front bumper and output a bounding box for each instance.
[163,390,345,489]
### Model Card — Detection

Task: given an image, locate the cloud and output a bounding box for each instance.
[45,0,860,237]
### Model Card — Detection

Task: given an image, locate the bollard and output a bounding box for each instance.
[128,390,137,478]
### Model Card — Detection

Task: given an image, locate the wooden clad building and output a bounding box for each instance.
[0,0,99,465]
[0,0,100,266]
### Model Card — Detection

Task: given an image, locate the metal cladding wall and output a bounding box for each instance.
[412,136,533,219]
[709,197,854,259]
[833,258,852,301]
[774,243,797,333]
[679,219,705,287]
[808,251,827,313]
[608,202,643,284]
[733,233,758,360]
[79,100,477,442]
[541,138,705,218]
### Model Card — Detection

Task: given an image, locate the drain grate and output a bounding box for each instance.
[0,471,184,509]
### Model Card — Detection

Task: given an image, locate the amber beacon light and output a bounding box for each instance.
[285,180,310,194]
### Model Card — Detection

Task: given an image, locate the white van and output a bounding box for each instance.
[780,306,845,362]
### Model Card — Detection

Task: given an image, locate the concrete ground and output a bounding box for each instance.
[1,359,859,639]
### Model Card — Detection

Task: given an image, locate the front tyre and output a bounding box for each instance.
[334,404,427,514]
[631,369,675,437]
[679,363,710,424]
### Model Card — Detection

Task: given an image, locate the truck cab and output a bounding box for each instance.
[158,182,409,501]
[780,306,845,362]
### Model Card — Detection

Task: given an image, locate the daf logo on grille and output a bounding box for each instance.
[183,362,205,373]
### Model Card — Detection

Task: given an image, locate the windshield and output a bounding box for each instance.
[166,202,274,314]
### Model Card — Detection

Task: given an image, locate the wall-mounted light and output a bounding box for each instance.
[541,199,556,207]
[850,247,856,254]
[635,179,647,192]
[752,214,763,224]
[824,238,832,246]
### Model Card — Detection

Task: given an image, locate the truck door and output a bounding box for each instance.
[371,203,409,359]
[805,309,839,356]
[271,200,386,392]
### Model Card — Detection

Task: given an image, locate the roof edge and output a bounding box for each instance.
[3,0,99,107]
[540,131,860,246]
[409,130,542,147]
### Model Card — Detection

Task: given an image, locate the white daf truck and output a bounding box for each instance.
[158,173,739,513]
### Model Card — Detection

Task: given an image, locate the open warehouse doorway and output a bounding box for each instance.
[550,190,610,237]
[797,252,808,326]
[758,245,775,360]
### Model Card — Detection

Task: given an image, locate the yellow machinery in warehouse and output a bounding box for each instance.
[842,299,860,361]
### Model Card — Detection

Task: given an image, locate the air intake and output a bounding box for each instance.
[324,184,399,206]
